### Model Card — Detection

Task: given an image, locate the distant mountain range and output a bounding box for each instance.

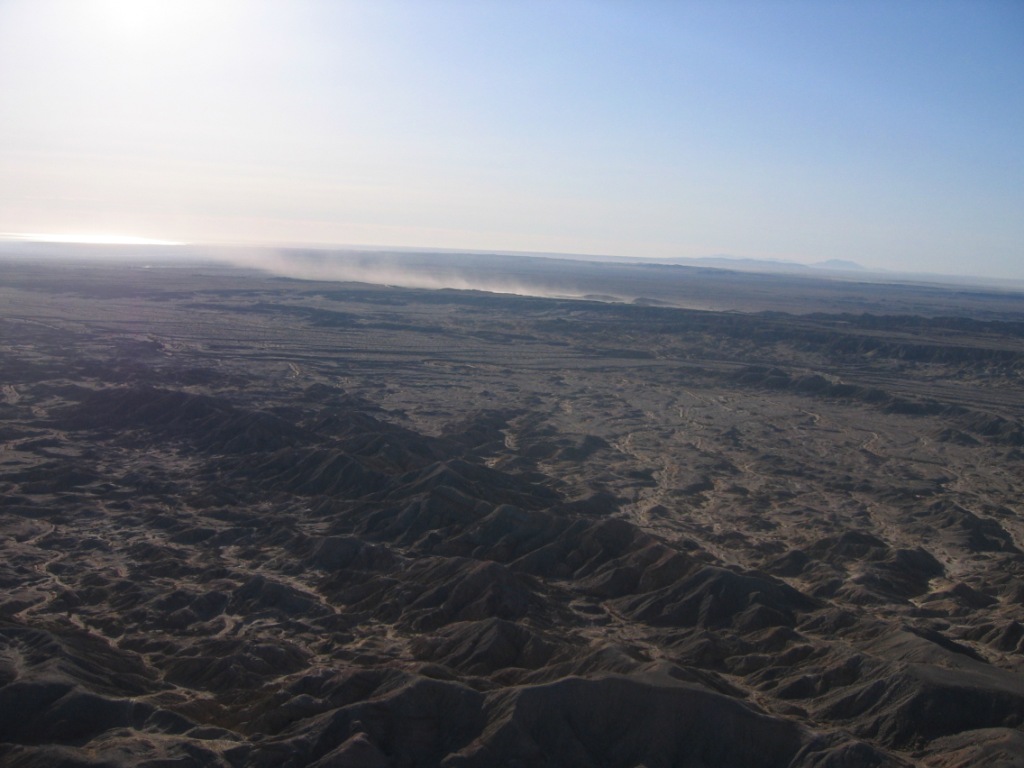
[810,258,866,271]
[3,238,1022,291]
[688,256,866,273]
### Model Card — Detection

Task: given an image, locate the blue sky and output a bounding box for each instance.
[1,0,1022,278]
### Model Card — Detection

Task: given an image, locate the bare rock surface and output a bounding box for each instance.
[1,258,1023,766]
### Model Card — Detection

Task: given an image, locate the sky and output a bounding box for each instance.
[1,0,1022,278]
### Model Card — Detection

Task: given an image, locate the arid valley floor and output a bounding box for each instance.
[2,255,1024,767]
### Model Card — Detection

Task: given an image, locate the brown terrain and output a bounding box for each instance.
[1,254,1023,767]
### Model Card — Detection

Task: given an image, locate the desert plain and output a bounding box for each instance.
[1,252,1023,767]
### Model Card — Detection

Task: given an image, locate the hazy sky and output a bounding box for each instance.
[1,0,1022,277]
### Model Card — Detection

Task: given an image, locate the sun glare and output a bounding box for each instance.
[95,0,169,38]
[91,0,231,42]
[1,232,185,246]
